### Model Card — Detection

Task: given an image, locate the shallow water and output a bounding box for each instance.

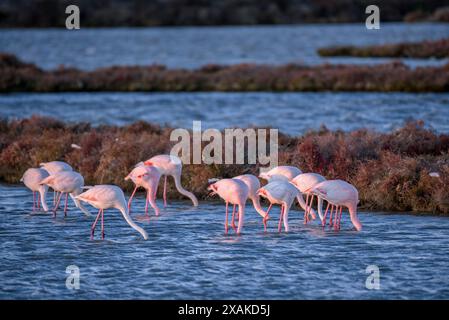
[1,184,449,299]
[1,23,449,70]
[1,92,449,134]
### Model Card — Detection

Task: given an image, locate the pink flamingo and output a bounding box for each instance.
[207,178,249,234]
[259,166,302,182]
[310,180,362,231]
[75,185,148,240]
[256,180,299,232]
[125,165,161,216]
[138,155,198,207]
[39,171,91,218]
[233,174,269,230]
[40,161,73,205]
[291,173,326,223]
[20,168,50,212]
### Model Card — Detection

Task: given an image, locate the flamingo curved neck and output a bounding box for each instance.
[118,206,149,240]
[173,174,198,206]
[251,196,267,218]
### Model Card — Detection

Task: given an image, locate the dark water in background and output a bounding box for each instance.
[1,184,449,299]
[1,23,449,70]
[1,92,449,134]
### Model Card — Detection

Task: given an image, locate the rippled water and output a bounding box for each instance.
[1,184,449,299]
[1,23,448,70]
[1,92,449,134]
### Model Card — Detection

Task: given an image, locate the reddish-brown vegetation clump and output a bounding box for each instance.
[1,116,449,214]
[318,37,449,59]
[1,53,449,93]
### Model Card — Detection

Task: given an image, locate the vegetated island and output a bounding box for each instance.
[1,116,448,215]
[318,37,449,59]
[1,53,449,93]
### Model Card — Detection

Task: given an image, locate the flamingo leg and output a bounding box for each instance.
[91,209,102,240]
[53,190,56,205]
[37,193,41,209]
[127,186,138,214]
[334,206,339,230]
[32,191,36,212]
[304,194,309,224]
[263,203,272,232]
[224,202,229,234]
[101,209,105,239]
[144,191,149,215]
[53,192,63,217]
[148,189,159,216]
[64,193,69,217]
[231,204,237,232]
[329,205,334,227]
[338,206,343,230]
[307,195,315,221]
[323,202,330,227]
[163,175,167,207]
[278,204,284,233]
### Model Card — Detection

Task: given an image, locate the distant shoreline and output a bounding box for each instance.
[1,53,448,93]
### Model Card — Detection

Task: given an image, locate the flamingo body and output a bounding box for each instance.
[291,172,326,222]
[21,168,49,211]
[208,178,249,234]
[40,161,73,175]
[259,166,302,182]
[257,180,299,232]
[125,165,162,215]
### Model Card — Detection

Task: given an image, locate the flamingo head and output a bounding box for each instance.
[207,183,218,197]
[256,188,268,198]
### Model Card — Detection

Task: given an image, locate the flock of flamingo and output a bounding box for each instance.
[20,154,362,240]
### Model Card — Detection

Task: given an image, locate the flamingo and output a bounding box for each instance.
[39,171,91,217]
[291,173,326,223]
[40,161,73,205]
[233,174,268,230]
[138,154,198,207]
[207,178,249,234]
[20,168,50,212]
[75,185,148,240]
[256,180,299,233]
[309,180,362,231]
[259,166,302,182]
[125,165,161,216]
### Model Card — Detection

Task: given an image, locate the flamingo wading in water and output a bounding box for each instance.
[291,172,326,224]
[76,185,148,240]
[20,168,50,212]
[233,174,269,230]
[310,179,362,231]
[39,171,91,217]
[208,178,249,234]
[138,155,198,207]
[125,165,161,216]
[257,180,299,233]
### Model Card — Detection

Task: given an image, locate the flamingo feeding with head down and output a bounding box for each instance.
[291,172,326,224]
[207,178,249,234]
[20,168,50,212]
[39,171,91,217]
[125,165,161,216]
[40,161,73,205]
[138,155,198,207]
[310,179,362,231]
[232,174,268,228]
[259,166,302,182]
[257,180,299,232]
[75,185,148,240]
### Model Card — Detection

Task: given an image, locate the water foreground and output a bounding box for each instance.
[1,184,449,299]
